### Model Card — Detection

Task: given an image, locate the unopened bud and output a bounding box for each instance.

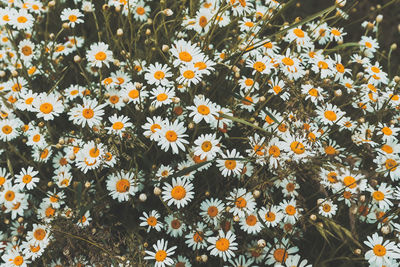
[163,9,173,16]
[116,28,123,36]
[48,1,56,7]
[74,55,81,63]
[310,214,317,221]
[145,29,151,35]
[376,14,383,23]
[391,43,397,51]
[153,187,161,195]
[62,22,69,29]
[201,254,208,262]
[354,249,361,255]
[233,215,240,222]
[253,190,261,198]
[139,193,147,202]
[85,181,91,188]
[334,89,342,97]
[381,225,390,235]
[257,239,266,248]
[0,70,5,77]
[162,44,169,52]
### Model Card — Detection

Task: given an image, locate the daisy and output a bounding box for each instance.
[185,222,213,250]
[60,8,84,28]
[26,224,51,247]
[106,88,125,110]
[246,133,267,164]
[226,188,256,218]
[329,27,346,42]
[157,119,189,154]
[165,214,186,238]
[279,199,302,224]
[144,62,173,87]
[364,233,400,266]
[15,166,39,190]
[173,255,192,267]
[68,98,106,128]
[155,164,174,183]
[139,210,163,233]
[284,26,312,51]
[0,167,11,187]
[359,36,379,57]
[301,84,324,104]
[105,114,133,138]
[170,39,203,67]
[238,76,259,92]
[367,183,394,211]
[315,103,345,125]
[187,95,218,124]
[217,149,245,178]
[161,177,194,208]
[239,91,259,112]
[240,212,263,234]
[265,238,299,266]
[199,198,225,226]
[150,86,175,108]
[276,254,311,267]
[338,169,367,193]
[177,64,203,86]
[1,248,30,267]
[132,1,150,21]
[10,9,34,30]
[281,133,314,162]
[142,116,164,141]
[0,117,22,142]
[32,146,53,163]
[144,239,177,267]
[18,39,36,62]
[32,93,64,121]
[86,42,114,68]
[207,230,238,262]
[318,199,338,218]
[186,8,213,33]
[0,181,23,209]
[280,178,299,198]
[377,123,400,142]
[258,205,283,228]
[246,55,272,75]
[21,240,46,261]
[25,128,46,148]
[193,54,216,75]
[121,82,149,104]
[193,133,221,160]
[106,170,139,202]
[311,54,335,78]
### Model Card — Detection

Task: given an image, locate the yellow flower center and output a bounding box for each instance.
[373,191,385,201]
[116,179,130,193]
[215,238,230,251]
[324,110,337,121]
[95,51,106,61]
[165,130,177,142]
[373,244,386,256]
[39,103,53,114]
[155,250,167,262]
[179,51,192,62]
[112,122,124,130]
[171,185,186,200]
[82,108,94,119]
[290,141,305,154]
[201,141,212,152]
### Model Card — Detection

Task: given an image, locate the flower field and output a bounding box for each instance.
[0,0,400,266]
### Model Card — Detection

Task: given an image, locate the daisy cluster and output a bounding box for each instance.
[0,0,399,266]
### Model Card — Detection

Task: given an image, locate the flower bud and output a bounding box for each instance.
[257,239,266,248]
[116,28,123,36]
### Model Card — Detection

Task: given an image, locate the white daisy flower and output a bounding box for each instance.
[15,166,39,190]
[185,222,212,251]
[60,8,84,28]
[217,149,245,178]
[364,233,400,266]
[86,42,114,68]
[32,93,64,121]
[68,98,106,128]
[106,171,139,202]
[105,114,133,138]
[139,210,163,233]
[150,86,175,108]
[157,119,189,155]
[193,133,222,160]
[199,198,225,226]
[258,205,283,228]
[161,177,194,208]
[239,211,263,234]
[318,199,338,218]
[207,230,238,262]
[0,118,22,142]
[226,188,256,218]
[187,95,218,124]
[144,239,177,267]
[144,62,173,87]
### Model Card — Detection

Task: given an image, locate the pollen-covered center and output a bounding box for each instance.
[147,216,157,226]
[171,185,186,200]
[225,160,237,170]
[253,61,266,72]
[373,244,386,256]
[165,130,177,142]
[95,51,106,61]
[183,70,195,79]
[112,122,124,130]
[157,93,168,102]
[116,179,130,193]
[373,191,385,201]
[273,248,288,263]
[207,206,218,217]
[2,125,12,134]
[265,211,276,221]
[201,141,212,152]
[22,174,32,183]
[290,141,305,154]
[285,205,296,215]
[155,250,167,262]
[179,51,192,62]
[33,228,46,240]
[343,176,357,189]
[82,108,94,119]
[324,110,337,121]
[235,196,247,208]
[40,103,53,114]
[215,237,230,251]
[246,215,257,226]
